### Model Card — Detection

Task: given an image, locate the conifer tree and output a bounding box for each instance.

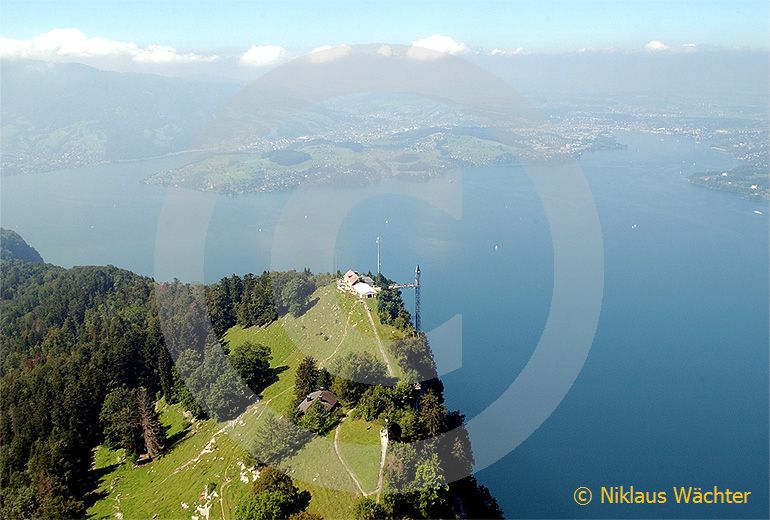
[137,387,166,458]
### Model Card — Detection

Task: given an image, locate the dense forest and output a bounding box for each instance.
[1,259,169,517]
[0,231,501,519]
[0,254,324,517]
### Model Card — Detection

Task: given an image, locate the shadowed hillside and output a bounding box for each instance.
[0,228,43,263]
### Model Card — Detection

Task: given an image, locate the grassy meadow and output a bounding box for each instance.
[88,283,404,519]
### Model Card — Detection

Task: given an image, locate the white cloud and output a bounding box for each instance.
[134,45,218,64]
[490,47,525,56]
[411,34,468,55]
[377,45,394,57]
[0,28,136,59]
[239,44,286,66]
[0,28,218,63]
[644,40,670,52]
[643,40,699,54]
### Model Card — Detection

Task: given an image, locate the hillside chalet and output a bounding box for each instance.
[338,269,379,298]
[297,389,340,414]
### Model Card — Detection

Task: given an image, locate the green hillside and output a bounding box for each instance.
[88,283,406,519]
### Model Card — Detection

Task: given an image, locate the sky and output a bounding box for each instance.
[1,0,768,54]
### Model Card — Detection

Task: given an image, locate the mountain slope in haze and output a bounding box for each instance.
[0,228,44,263]
[0,60,239,175]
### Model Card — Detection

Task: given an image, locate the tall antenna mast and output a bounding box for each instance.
[414,264,421,331]
[376,236,381,275]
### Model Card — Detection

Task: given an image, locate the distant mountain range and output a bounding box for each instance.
[0,60,238,175]
[2,51,766,198]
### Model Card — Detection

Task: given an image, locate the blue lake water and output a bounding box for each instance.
[1,132,767,518]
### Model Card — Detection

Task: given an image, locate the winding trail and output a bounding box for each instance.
[217,451,238,520]
[361,300,395,377]
[375,427,388,502]
[332,412,390,499]
[328,301,392,499]
[321,304,356,367]
[333,417,367,496]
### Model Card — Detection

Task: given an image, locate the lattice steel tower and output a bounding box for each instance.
[414,264,421,331]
